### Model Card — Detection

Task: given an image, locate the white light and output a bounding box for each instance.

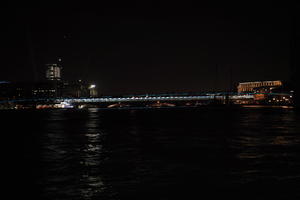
[89,84,96,89]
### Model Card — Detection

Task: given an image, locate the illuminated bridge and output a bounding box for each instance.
[0,92,293,108]
[65,94,255,103]
[0,93,254,104]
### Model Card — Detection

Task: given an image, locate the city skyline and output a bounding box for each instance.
[2,3,300,199]
[1,2,297,95]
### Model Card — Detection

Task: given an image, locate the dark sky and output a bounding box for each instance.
[1,2,297,95]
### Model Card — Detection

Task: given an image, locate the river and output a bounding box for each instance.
[1,106,300,199]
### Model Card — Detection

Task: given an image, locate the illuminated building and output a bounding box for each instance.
[89,84,98,97]
[237,80,282,93]
[46,64,61,81]
[58,80,98,98]
[32,82,57,98]
[236,80,294,105]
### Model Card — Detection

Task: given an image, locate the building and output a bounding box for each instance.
[0,81,11,99]
[236,80,294,105]
[46,64,62,81]
[57,80,98,98]
[32,81,57,98]
[88,84,98,97]
[237,80,283,93]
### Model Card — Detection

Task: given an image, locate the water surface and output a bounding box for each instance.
[2,107,300,199]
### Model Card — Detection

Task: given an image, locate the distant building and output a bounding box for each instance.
[236,80,293,105]
[32,81,57,98]
[5,82,35,99]
[88,84,98,97]
[237,80,282,93]
[57,80,98,98]
[46,64,61,81]
[0,81,11,99]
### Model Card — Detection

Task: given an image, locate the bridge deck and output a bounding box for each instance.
[0,92,292,104]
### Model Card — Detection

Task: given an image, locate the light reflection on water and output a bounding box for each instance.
[39,109,116,199]
[2,107,300,199]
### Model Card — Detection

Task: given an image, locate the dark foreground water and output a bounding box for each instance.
[1,107,300,199]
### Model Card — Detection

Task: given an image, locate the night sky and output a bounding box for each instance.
[1,2,297,95]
